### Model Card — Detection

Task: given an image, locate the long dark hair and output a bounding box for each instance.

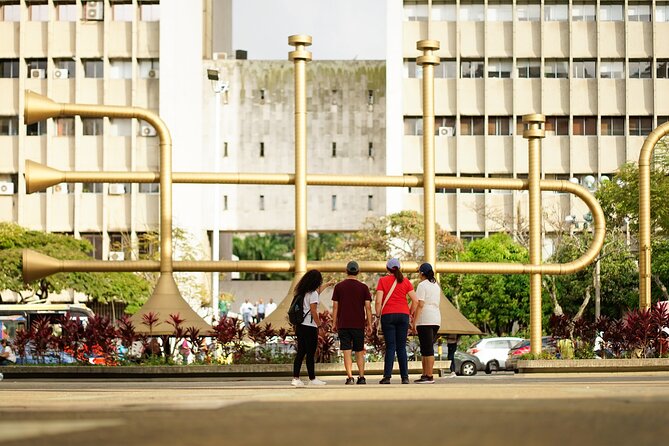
[422,270,436,283]
[294,269,323,296]
[388,267,404,283]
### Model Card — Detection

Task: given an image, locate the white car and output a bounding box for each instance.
[467,337,524,374]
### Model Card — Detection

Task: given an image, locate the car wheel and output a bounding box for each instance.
[485,360,499,374]
[460,361,477,376]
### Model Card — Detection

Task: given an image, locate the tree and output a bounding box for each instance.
[441,233,531,336]
[232,233,293,280]
[0,222,151,311]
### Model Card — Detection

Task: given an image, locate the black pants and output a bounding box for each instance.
[293,324,318,380]
[447,343,457,372]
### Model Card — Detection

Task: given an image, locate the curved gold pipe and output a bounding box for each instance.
[638,122,669,309]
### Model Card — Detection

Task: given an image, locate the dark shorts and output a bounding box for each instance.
[338,328,365,352]
[417,325,439,357]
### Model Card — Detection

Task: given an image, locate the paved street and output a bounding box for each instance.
[1,372,669,446]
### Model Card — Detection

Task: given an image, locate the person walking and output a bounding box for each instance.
[291,269,335,387]
[0,339,16,366]
[376,258,418,384]
[265,298,277,316]
[240,299,253,327]
[332,261,373,385]
[257,299,266,322]
[446,333,459,378]
[411,262,441,384]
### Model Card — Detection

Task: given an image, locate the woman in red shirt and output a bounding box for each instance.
[375,258,418,384]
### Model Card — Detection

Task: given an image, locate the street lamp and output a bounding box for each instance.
[207,68,229,323]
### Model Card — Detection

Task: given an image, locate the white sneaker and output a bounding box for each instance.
[309,378,327,386]
[291,378,305,387]
[446,372,457,378]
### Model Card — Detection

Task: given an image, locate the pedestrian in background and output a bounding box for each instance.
[446,333,459,378]
[0,339,16,366]
[265,298,277,316]
[257,299,266,322]
[411,262,440,384]
[375,258,418,385]
[240,299,253,327]
[332,260,373,385]
[291,269,335,387]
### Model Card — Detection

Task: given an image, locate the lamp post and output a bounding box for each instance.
[207,68,229,323]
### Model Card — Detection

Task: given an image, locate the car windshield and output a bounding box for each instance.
[512,340,529,349]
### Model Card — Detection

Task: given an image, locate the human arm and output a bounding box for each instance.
[310,302,321,327]
[0,347,8,359]
[318,278,336,294]
[375,289,384,316]
[332,301,339,331]
[412,300,425,332]
[365,301,373,334]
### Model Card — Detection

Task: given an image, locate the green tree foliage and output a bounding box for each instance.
[442,233,530,335]
[0,223,150,310]
[232,233,293,280]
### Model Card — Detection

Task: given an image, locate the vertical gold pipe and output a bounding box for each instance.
[289,35,312,279]
[639,141,653,309]
[417,40,440,267]
[523,114,545,355]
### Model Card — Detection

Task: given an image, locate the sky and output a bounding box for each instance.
[232,0,387,60]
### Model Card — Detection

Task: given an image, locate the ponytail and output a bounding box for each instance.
[390,268,404,283]
[425,270,436,283]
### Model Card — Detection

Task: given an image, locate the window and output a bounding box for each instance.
[112,3,134,21]
[367,90,374,106]
[223,142,228,157]
[404,116,423,136]
[629,116,653,136]
[600,4,624,21]
[432,3,457,21]
[488,117,512,136]
[601,60,624,79]
[367,195,374,211]
[259,142,265,157]
[29,4,49,21]
[658,60,669,78]
[259,195,265,211]
[629,59,652,79]
[658,4,669,22]
[488,59,512,78]
[544,59,569,78]
[54,118,74,137]
[573,60,596,79]
[404,3,428,21]
[26,120,46,136]
[223,195,228,211]
[83,59,103,78]
[440,60,457,78]
[487,4,512,22]
[57,3,77,22]
[459,3,484,21]
[0,59,19,78]
[54,58,75,78]
[404,59,422,78]
[572,117,597,136]
[601,117,625,136]
[544,4,568,21]
[461,60,484,78]
[517,2,540,21]
[460,117,485,136]
[331,142,337,157]
[108,232,130,255]
[139,2,159,21]
[82,118,103,136]
[628,3,651,22]
[435,116,456,135]
[82,183,103,194]
[658,116,669,126]
[545,116,569,136]
[517,59,540,78]
[110,119,131,137]
[26,59,47,78]
[138,59,159,78]
[368,142,374,157]
[0,116,18,136]
[331,195,337,211]
[81,233,103,260]
[110,59,132,79]
[572,2,596,21]
[0,4,20,22]
[139,183,159,194]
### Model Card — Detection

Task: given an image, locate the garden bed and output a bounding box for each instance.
[517,358,669,374]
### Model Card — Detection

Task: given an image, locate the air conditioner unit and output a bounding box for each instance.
[147,69,159,79]
[53,69,69,79]
[108,184,126,195]
[52,184,68,194]
[0,182,14,195]
[30,69,45,79]
[108,251,125,261]
[140,124,156,137]
[439,126,454,136]
[85,1,104,21]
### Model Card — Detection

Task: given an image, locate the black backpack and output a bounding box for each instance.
[287,293,307,326]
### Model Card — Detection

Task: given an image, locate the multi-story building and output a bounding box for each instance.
[388,0,669,248]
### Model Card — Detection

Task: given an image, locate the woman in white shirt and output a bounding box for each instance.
[291,269,335,387]
[411,263,441,384]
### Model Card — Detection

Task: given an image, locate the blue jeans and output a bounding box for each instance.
[381,313,410,378]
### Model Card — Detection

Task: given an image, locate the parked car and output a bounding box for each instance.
[438,349,483,376]
[467,336,523,374]
[505,336,557,371]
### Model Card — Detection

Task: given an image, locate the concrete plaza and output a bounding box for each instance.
[1,372,668,446]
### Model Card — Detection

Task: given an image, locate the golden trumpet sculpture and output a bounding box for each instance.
[21,35,608,352]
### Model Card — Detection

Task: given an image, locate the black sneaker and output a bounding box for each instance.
[356,376,367,385]
[345,377,355,385]
[416,375,434,384]
[401,377,410,384]
[379,377,391,384]
[414,375,428,383]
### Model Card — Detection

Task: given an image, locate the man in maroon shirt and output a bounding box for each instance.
[332,261,373,385]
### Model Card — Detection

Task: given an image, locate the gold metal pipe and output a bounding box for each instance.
[289,35,312,280]
[524,114,545,356]
[417,39,440,267]
[638,122,669,309]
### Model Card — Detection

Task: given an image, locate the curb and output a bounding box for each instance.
[517,358,669,374]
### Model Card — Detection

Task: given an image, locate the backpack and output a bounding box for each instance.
[287,293,307,326]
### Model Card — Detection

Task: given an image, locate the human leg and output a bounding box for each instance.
[447,342,457,373]
[293,324,307,378]
[395,314,410,380]
[304,325,319,381]
[339,329,354,378]
[342,350,353,378]
[381,314,397,379]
